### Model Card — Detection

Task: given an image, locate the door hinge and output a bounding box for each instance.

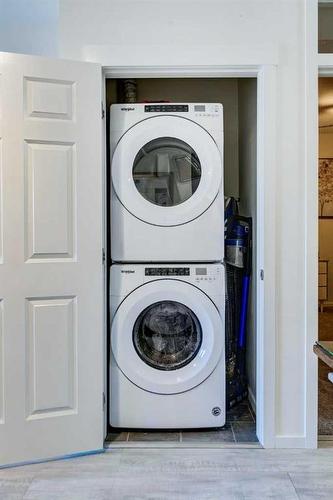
[260,269,264,281]
[101,102,105,119]
[102,248,106,265]
[103,392,106,411]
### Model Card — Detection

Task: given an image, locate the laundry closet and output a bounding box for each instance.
[105,77,258,445]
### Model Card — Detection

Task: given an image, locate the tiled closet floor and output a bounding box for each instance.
[105,400,259,448]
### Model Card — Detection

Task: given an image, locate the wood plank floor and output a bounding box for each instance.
[2,448,333,499]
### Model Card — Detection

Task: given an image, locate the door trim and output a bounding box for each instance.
[304,0,318,450]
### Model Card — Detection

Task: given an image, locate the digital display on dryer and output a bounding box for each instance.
[145,268,190,276]
[194,105,205,112]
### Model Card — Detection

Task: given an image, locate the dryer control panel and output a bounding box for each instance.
[145,104,189,113]
[142,103,221,118]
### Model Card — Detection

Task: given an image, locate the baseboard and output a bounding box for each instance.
[247,385,256,415]
[275,435,307,448]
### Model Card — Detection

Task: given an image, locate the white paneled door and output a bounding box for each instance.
[0,52,104,465]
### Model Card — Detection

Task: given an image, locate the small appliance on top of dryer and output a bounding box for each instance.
[110,263,225,429]
[110,103,224,263]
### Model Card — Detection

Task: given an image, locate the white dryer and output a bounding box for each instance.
[110,103,224,263]
[110,263,225,429]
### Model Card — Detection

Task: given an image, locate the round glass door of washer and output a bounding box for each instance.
[132,138,201,208]
[133,300,202,371]
[111,279,223,394]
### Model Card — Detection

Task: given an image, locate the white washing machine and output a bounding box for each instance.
[110,103,224,263]
[110,263,225,429]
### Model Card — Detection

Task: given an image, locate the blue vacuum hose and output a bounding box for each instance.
[239,275,250,349]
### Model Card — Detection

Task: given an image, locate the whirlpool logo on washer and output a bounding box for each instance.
[121,269,135,274]
[121,107,135,111]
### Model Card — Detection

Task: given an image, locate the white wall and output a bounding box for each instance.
[58,0,309,447]
[0,0,59,57]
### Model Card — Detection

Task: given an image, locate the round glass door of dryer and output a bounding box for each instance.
[111,116,222,226]
[132,138,201,208]
[133,300,202,370]
[111,279,223,395]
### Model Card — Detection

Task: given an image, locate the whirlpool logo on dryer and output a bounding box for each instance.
[121,269,135,274]
[121,107,135,111]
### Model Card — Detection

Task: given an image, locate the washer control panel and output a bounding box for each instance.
[112,264,223,296]
[194,266,220,283]
[145,267,190,276]
[143,266,221,282]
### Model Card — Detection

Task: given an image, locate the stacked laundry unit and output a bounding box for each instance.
[109,103,225,428]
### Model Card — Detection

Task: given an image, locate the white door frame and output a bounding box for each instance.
[103,64,277,448]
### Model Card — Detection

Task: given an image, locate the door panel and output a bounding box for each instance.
[24,77,75,121]
[26,296,77,420]
[25,140,76,260]
[0,52,103,466]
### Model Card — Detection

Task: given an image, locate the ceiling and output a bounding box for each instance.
[319,78,333,129]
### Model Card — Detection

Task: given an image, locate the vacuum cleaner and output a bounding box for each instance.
[225,198,252,409]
